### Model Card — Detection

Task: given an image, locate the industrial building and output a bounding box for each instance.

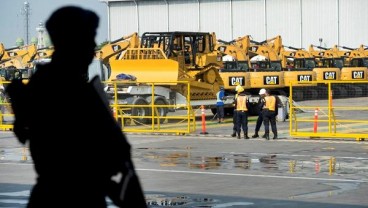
[101,0,368,49]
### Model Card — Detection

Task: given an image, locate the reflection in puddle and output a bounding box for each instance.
[145,194,218,207]
[139,148,368,177]
[0,148,30,162]
[144,194,253,207]
[259,154,278,170]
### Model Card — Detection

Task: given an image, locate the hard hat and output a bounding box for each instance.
[259,88,266,95]
[235,85,244,93]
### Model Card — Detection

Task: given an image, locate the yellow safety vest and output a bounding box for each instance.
[236,95,248,111]
[264,96,276,111]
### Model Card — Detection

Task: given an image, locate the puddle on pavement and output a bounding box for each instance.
[139,148,368,177]
[289,182,361,199]
[145,194,217,207]
[144,194,254,207]
[0,148,30,162]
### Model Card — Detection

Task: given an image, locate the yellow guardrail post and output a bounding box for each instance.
[187,81,191,134]
[328,82,332,133]
[329,157,336,175]
[289,160,296,173]
[151,83,155,131]
[289,82,293,134]
[21,147,28,161]
[113,81,118,121]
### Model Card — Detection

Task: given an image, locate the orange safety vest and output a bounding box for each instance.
[264,96,276,111]
[236,95,248,111]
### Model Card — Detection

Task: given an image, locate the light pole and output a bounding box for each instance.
[21,1,31,45]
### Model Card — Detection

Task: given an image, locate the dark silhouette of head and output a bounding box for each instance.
[46,6,99,68]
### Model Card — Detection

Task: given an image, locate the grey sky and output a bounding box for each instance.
[0,0,108,47]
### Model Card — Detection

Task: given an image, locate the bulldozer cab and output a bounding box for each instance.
[320,58,344,69]
[251,60,282,71]
[140,31,218,69]
[351,58,368,67]
[292,58,316,71]
[221,61,249,72]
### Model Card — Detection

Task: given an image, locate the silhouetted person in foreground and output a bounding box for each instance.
[6,6,146,208]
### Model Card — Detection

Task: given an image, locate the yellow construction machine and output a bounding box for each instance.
[0,44,37,81]
[0,43,5,61]
[215,38,250,91]
[93,32,140,82]
[279,45,318,100]
[308,45,342,98]
[213,37,251,114]
[334,45,368,96]
[33,46,54,60]
[309,45,341,82]
[107,32,225,123]
[246,36,285,94]
[219,35,285,94]
[333,45,367,81]
[95,32,139,67]
[308,44,365,98]
[214,35,289,115]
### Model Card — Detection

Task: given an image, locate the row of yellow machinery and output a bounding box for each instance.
[1,32,368,120]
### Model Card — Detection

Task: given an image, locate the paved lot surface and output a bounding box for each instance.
[0,116,368,208]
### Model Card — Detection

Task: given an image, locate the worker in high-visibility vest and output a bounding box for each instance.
[252,88,266,138]
[263,89,279,140]
[216,86,225,123]
[234,86,250,139]
[231,84,243,137]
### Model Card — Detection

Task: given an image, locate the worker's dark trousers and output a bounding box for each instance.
[236,111,248,134]
[263,110,277,135]
[255,111,263,132]
[232,110,238,133]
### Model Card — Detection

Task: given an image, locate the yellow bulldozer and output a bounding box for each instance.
[107,31,226,123]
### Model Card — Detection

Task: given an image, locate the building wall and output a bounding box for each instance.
[106,0,368,48]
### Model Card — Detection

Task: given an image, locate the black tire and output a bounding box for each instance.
[211,108,217,115]
[292,90,304,101]
[153,98,168,124]
[224,107,234,116]
[132,97,151,125]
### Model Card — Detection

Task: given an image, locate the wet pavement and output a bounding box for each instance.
[0,114,368,207]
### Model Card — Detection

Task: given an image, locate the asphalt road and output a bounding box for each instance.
[0,122,368,208]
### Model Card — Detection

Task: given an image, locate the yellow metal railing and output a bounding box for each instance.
[0,80,13,131]
[290,80,368,141]
[106,80,196,134]
[0,80,196,135]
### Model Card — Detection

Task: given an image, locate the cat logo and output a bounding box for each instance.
[263,76,279,85]
[229,76,245,86]
[352,71,364,79]
[297,75,312,82]
[323,71,336,80]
